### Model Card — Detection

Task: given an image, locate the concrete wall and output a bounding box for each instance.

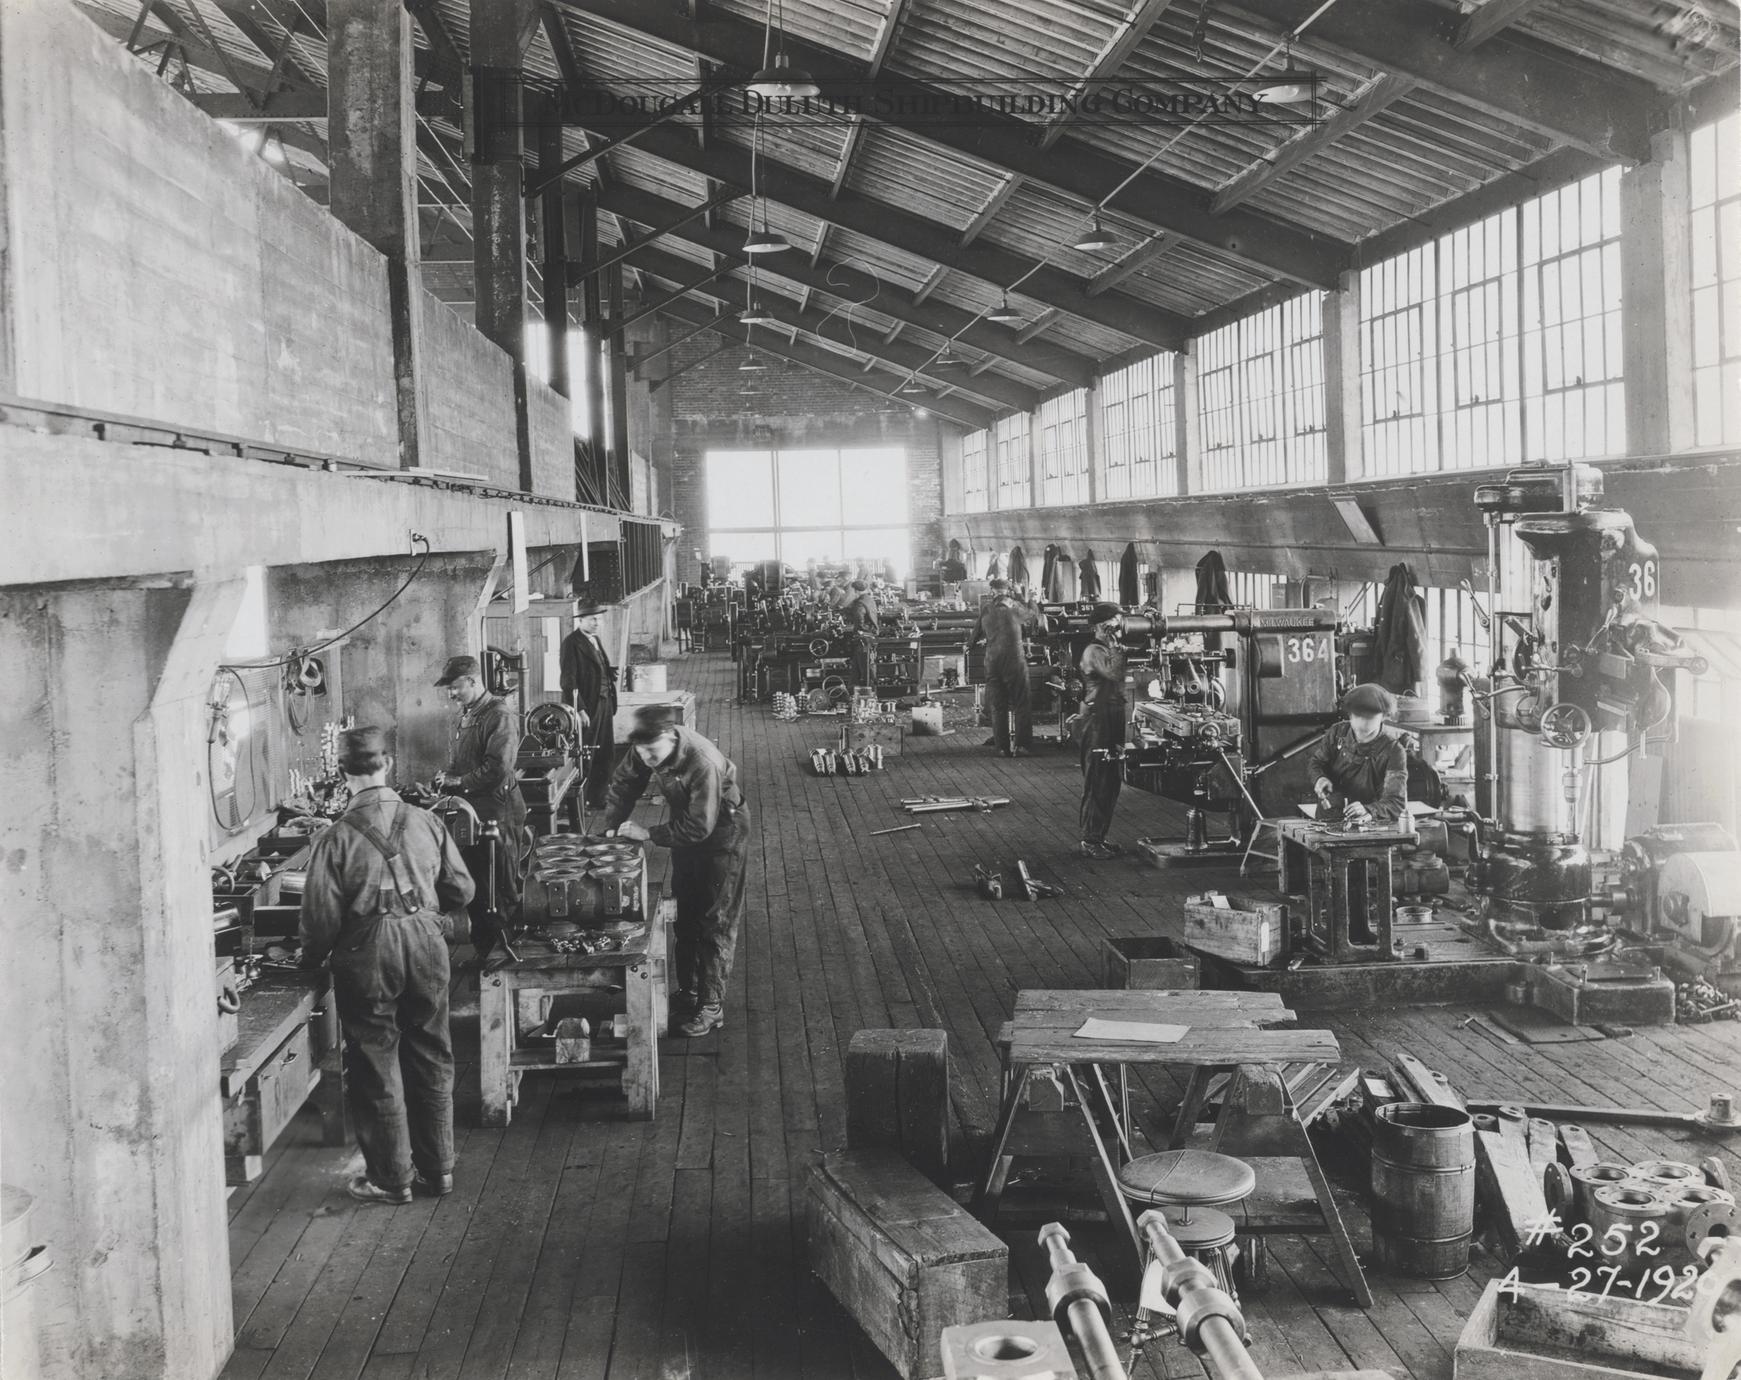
[0,578,236,1380]
[419,293,521,488]
[665,337,946,584]
[527,374,576,502]
[0,0,398,467]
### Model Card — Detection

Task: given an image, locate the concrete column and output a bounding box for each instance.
[536,98,571,400]
[607,263,632,503]
[468,0,536,490]
[1321,271,1361,484]
[1083,377,1101,505]
[1,577,241,1380]
[266,554,500,782]
[1173,347,1199,495]
[1621,127,1696,455]
[327,0,427,468]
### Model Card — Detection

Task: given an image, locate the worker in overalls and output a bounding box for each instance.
[972,577,1037,757]
[603,706,751,1038]
[433,654,528,965]
[299,727,475,1205]
[843,579,881,691]
[1072,603,1128,860]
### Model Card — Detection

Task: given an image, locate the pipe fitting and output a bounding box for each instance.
[1171,1278,1249,1350]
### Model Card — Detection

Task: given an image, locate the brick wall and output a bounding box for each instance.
[665,336,952,583]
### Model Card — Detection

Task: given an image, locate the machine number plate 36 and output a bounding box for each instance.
[1284,635,1331,666]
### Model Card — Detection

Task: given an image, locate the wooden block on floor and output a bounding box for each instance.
[807,1150,1008,1380]
[1453,1278,1704,1380]
[845,1029,951,1184]
[1101,935,1201,990]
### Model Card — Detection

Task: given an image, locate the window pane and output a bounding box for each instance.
[707,451,774,530]
[843,527,912,580]
[780,528,845,567]
[708,530,780,564]
[777,448,843,528]
[840,447,909,524]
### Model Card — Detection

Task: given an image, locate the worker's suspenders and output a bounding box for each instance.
[340,808,428,916]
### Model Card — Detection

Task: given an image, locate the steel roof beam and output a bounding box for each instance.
[551,0,1350,288]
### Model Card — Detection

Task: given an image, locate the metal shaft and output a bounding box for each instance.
[1066,1299,1125,1380]
[1038,1225,1125,1380]
[1137,1214,1263,1380]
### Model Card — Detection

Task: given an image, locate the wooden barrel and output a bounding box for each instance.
[1370,1102,1476,1279]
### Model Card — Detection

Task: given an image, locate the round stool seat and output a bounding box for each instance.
[1117,1150,1257,1208]
[1161,1206,1237,1251]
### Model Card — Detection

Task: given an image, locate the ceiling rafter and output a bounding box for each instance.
[591,181,1096,384]
[1087,233,1172,297]
[1453,0,1550,51]
[959,175,1021,248]
[550,0,1352,289]
[1037,0,1178,151]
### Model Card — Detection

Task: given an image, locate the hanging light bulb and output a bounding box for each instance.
[897,378,926,394]
[1252,44,1318,105]
[987,291,1022,325]
[739,351,768,370]
[747,0,820,98]
[935,346,964,368]
[743,207,791,255]
[739,269,776,327]
[1072,216,1115,253]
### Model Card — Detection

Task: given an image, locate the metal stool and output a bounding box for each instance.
[1116,1149,1254,1304]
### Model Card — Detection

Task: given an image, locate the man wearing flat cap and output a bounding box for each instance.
[433,654,529,962]
[299,727,474,1205]
[1309,682,1408,826]
[603,707,751,1038]
[972,577,1038,757]
[558,604,618,811]
[1071,603,1129,860]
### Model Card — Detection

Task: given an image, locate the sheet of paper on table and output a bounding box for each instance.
[1072,1018,1189,1043]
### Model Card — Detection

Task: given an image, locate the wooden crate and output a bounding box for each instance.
[1182,896,1285,965]
[1101,936,1201,990]
[807,1150,1008,1380]
[1454,1279,1703,1380]
[842,721,905,754]
[844,1030,951,1184]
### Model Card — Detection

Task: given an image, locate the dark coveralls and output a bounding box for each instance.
[300,786,474,1191]
[974,596,1035,753]
[559,627,618,809]
[843,592,881,690]
[603,728,751,1012]
[1307,722,1409,940]
[1078,638,1127,845]
[446,692,528,955]
[1307,722,1409,823]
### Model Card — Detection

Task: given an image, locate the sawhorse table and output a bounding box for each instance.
[980,990,1370,1304]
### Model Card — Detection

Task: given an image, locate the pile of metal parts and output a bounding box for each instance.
[812,746,883,776]
[903,795,1010,815]
[1678,975,1740,1022]
[1538,1149,1738,1272]
[972,860,1059,900]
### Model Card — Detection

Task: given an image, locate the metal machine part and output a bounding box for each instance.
[1471,467,1714,953]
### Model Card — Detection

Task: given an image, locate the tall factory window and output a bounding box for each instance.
[1440,209,1522,471]
[1521,168,1624,461]
[1691,110,1741,445]
[992,412,1032,509]
[1099,353,1177,499]
[1038,389,1089,506]
[961,428,991,512]
[1360,245,1439,476]
[1226,571,1282,608]
[1198,294,1326,493]
[705,447,911,576]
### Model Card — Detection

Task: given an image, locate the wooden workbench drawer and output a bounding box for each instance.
[224,1023,315,1168]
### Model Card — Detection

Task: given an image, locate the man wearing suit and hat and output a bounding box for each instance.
[433,654,528,964]
[603,706,751,1038]
[559,604,619,811]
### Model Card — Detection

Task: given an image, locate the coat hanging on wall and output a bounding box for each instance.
[1375,562,1427,695]
[1040,544,1059,599]
[1007,545,1029,588]
[1118,543,1140,606]
[986,553,1003,579]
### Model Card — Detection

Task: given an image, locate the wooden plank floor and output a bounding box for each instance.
[222,650,1741,1380]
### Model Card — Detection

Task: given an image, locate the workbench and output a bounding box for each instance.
[476,913,666,1125]
[981,989,1342,1275]
[220,969,347,1185]
[1274,816,1418,962]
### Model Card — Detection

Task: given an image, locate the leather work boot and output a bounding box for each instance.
[678,1004,725,1037]
[413,1172,454,1198]
[348,1176,412,1206]
[1079,840,1121,861]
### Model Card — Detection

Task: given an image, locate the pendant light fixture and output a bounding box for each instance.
[747,0,820,99]
[739,271,776,326]
[1072,216,1115,253]
[1251,44,1317,105]
[738,351,768,370]
[987,291,1022,325]
[743,127,790,254]
[897,377,926,394]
